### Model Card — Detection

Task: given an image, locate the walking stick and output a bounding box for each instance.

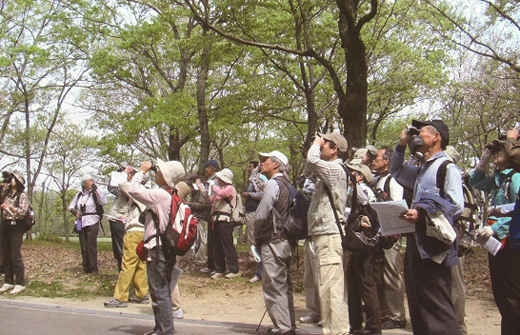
[256,308,268,333]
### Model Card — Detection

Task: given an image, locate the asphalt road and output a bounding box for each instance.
[0,299,413,335]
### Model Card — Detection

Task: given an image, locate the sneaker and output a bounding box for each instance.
[9,285,25,295]
[299,315,320,324]
[224,272,241,279]
[317,320,323,327]
[210,272,224,279]
[266,328,281,334]
[129,296,150,304]
[248,275,261,283]
[381,319,406,329]
[199,267,212,273]
[172,307,184,319]
[104,298,128,308]
[143,329,157,335]
[0,283,14,293]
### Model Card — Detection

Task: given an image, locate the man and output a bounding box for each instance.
[69,175,107,274]
[255,150,295,335]
[242,160,267,283]
[120,159,185,335]
[371,147,407,330]
[350,145,377,167]
[470,129,520,335]
[390,120,464,335]
[194,160,219,275]
[306,131,349,335]
[105,166,149,308]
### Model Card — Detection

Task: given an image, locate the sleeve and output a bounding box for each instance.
[505,138,520,170]
[248,191,264,200]
[96,189,107,205]
[210,184,235,201]
[389,144,419,191]
[306,143,343,189]
[12,193,29,219]
[120,171,168,213]
[509,173,520,203]
[255,180,279,223]
[68,193,78,212]
[467,168,495,193]
[444,164,464,216]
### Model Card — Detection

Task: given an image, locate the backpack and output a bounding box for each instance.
[15,194,35,232]
[150,190,198,256]
[274,177,310,242]
[225,193,245,225]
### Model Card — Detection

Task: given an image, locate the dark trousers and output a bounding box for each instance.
[0,222,25,285]
[489,243,520,335]
[347,251,382,332]
[207,222,216,271]
[214,221,238,274]
[148,245,176,335]
[109,220,125,271]
[404,237,460,335]
[79,223,99,273]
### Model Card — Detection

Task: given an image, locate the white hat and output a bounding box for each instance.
[81,174,95,182]
[156,159,186,189]
[259,151,289,166]
[215,168,234,184]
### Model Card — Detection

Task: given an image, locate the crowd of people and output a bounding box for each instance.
[0,119,519,335]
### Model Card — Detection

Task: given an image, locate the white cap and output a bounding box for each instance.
[259,151,289,166]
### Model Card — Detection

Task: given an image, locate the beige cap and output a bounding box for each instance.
[156,159,186,189]
[321,131,348,152]
[346,163,374,184]
[175,181,192,200]
[215,168,234,184]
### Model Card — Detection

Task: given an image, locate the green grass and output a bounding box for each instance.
[26,236,113,251]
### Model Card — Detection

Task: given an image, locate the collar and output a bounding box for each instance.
[270,172,283,180]
[425,151,446,163]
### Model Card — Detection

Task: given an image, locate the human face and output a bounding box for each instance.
[260,157,278,178]
[372,149,388,173]
[82,179,94,190]
[495,149,510,171]
[205,166,216,178]
[155,170,167,188]
[419,125,440,151]
[320,139,338,161]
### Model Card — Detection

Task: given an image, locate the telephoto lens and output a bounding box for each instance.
[150,161,158,172]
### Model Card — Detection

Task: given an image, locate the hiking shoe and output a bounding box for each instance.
[299,315,320,324]
[143,329,157,335]
[129,296,150,304]
[210,272,224,279]
[0,283,14,293]
[199,267,212,273]
[9,285,25,295]
[172,307,184,319]
[225,272,241,279]
[381,319,406,329]
[104,298,128,308]
[248,275,261,283]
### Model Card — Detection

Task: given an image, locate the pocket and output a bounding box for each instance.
[316,236,342,266]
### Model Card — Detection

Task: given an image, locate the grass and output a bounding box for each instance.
[26,236,114,252]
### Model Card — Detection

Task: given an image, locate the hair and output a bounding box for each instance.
[14,179,24,194]
[249,161,259,168]
[270,157,287,172]
[423,125,447,148]
[380,146,392,161]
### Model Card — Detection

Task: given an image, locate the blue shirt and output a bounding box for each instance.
[468,168,520,240]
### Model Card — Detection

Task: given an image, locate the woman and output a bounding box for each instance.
[210,168,240,279]
[0,172,29,294]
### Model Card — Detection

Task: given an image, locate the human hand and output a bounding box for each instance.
[507,127,519,141]
[313,135,324,146]
[359,215,372,228]
[242,192,248,198]
[476,226,493,243]
[402,209,419,223]
[141,161,153,173]
[399,128,409,146]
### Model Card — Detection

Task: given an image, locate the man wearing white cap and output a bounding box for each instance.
[255,150,295,335]
[69,175,107,274]
[306,131,349,335]
[120,159,185,335]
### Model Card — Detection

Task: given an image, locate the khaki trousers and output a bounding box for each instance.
[303,239,321,319]
[313,234,348,335]
[113,231,148,301]
[380,244,406,322]
[451,257,467,335]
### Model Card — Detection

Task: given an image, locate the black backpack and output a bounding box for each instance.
[274,178,310,242]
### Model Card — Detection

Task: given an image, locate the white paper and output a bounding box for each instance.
[493,204,515,215]
[483,236,503,256]
[370,199,415,236]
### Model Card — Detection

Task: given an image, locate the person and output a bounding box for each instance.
[306,131,349,335]
[254,150,295,335]
[170,181,193,320]
[350,145,377,167]
[390,119,464,335]
[209,168,240,279]
[107,165,135,272]
[344,163,382,335]
[0,172,30,294]
[469,132,520,335]
[242,160,267,283]
[120,159,185,335]
[444,146,469,335]
[104,166,149,308]
[371,147,407,330]
[194,160,219,275]
[69,175,107,274]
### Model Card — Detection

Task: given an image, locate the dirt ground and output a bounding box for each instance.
[6,240,503,335]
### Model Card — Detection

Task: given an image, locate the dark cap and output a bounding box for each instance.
[204,159,219,170]
[412,119,449,149]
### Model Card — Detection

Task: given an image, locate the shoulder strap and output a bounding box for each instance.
[322,163,350,239]
[436,160,451,199]
[384,174,392,195]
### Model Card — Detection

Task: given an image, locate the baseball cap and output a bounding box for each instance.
[259,151,289,166]
[412,119,449,149]
[204,159,219,170]
[321,131,348,152]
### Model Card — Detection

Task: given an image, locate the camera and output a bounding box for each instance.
[406,126,425,157]
[150,161,158,172]
[406,126,420,137]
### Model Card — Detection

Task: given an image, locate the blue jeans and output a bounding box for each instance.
[147,245,176,335]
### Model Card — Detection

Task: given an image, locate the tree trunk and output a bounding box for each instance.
[197,27,211,173]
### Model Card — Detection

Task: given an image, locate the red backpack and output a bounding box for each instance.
[162,190,198,256]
